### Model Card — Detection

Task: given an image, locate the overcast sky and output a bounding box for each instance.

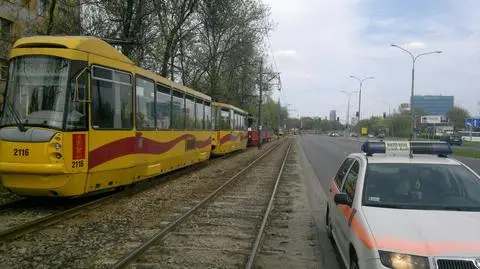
[264,0,480,122]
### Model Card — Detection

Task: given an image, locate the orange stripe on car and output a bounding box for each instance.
[329,181,376,249]
[375,237,480,256]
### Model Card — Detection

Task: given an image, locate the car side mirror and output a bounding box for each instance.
[334,193,352,207]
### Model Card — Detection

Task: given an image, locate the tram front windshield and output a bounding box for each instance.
[1,55,86,131]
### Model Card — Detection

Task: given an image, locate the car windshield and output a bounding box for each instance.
[0,55,86,130]
[362,163,480,211]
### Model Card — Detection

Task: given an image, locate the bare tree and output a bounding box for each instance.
[151,0,198,78]
[81,0,157,65]
[195,0,272,101]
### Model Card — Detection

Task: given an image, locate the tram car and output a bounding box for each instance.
[210,102,248,155]
[0,36,218,197]
[246,115,273,146]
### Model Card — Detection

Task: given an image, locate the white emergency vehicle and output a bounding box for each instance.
[326,140,480,269]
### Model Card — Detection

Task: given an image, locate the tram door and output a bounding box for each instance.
[87,64,137,192]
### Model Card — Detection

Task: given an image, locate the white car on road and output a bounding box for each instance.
[326,140,480,269]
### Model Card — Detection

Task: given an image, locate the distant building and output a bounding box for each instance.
[0,0,80,93]
[412,95,454,116]
[329,110,336,121]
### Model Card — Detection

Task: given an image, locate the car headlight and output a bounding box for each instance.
[379,250,430,269]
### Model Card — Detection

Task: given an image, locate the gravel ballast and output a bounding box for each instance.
[124,140,291,268]
[0,140,281,268]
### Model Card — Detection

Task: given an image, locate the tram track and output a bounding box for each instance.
[0,145,252,243]
[0,140,283,268]
[109,139,292,269]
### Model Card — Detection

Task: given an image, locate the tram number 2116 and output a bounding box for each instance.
[72,160,85,168]
[13,148,30,156]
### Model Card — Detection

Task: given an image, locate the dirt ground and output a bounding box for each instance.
[255,138,324,269]
[130,140,292,268]
[0,141,281,269]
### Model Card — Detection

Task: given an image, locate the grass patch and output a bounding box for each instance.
[463,141,480,147]
[453,148,480,159]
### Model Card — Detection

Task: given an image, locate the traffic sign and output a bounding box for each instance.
[421,115,442,124]
[465,118,480,128]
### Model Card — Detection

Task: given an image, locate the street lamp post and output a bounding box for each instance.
[341,90,358,136]
[349,75,374,136]
[391,44,442,140]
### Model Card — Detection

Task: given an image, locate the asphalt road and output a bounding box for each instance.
[297,135,480,269]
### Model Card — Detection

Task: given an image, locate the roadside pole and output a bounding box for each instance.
[257,58,263,149]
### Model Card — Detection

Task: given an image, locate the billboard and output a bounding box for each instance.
[399,103,410,112]
[421,115,442,124]
[465,118,480,128]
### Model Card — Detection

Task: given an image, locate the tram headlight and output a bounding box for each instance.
[54,143,62,150]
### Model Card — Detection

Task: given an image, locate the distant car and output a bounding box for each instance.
[329,132,340,137]
[376,133,385,139]
[440,134,462,146]
[367,134,375,138]
[326,140,480,269]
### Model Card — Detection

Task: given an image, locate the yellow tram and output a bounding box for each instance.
[0,36,213,197]
[211,102,248,155]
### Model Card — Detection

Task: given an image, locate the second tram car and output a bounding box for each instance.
[210,102,248,155]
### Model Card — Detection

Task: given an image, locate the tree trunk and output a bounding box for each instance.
[46,0,58,35]
[121,0,135,58]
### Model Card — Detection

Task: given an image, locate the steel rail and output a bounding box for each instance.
[0,193,122,241]
[0,142,273,241]
[245,142,292,269]
[0,197,28,213]
[111,140,287,269]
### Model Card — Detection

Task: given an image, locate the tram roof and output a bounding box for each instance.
[212,102,248,114]
[12,36,135,65]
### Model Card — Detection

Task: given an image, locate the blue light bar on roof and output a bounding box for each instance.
[361,141,386,154]
[410,141,452,155]
[361,141,452,156]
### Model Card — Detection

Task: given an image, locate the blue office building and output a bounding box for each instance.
[412,95,454,116]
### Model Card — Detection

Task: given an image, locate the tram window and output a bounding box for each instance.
[185,95,195,129]
[237,113,241,130]
[156,84,171,129]
[235,112,239,130]
[195,99,204,130]
[232,112,237,130]
[220,108,230,130]
[212,105,218,131]
[171,89,185,130]
[91,66,133,129]
[136,77,155,130]
[93,66,112,80]
[66,61,88,131]
[205,102,212,130]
